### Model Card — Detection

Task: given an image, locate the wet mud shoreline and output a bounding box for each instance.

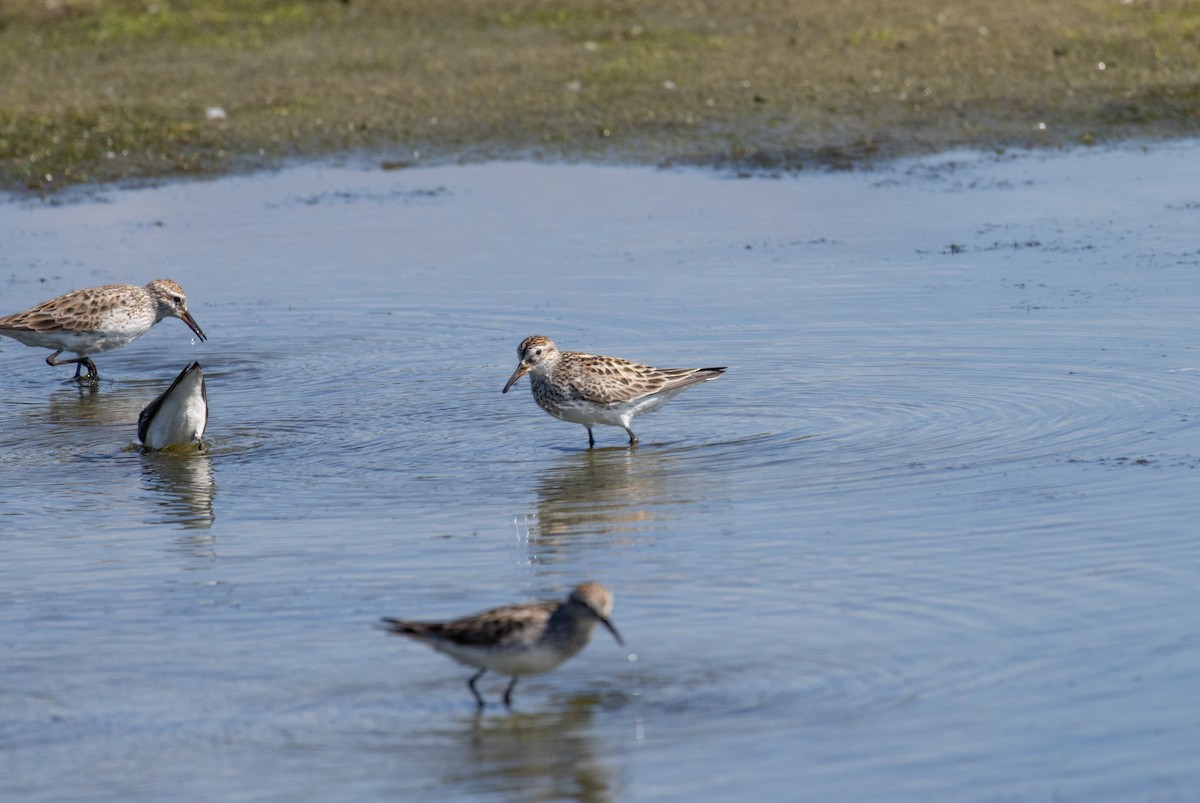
[3,0,1200,193]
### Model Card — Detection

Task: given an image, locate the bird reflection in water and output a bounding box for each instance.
[527,447,706,552]
[438,699,619,801]
[139,450,216,531]
[40,381,148,431]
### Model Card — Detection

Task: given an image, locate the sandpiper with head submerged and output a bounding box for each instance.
[0,279,205,379]
[138,362,209,450]
[502,335,726,446]
[380,582,623,708]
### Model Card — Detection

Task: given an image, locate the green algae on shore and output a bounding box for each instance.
[2,0,1200,192]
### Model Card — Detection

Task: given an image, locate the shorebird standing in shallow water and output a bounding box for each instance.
[380,582,624,708]
[138,362,209,450]
[502,335,726,447]
[0,279,206,379]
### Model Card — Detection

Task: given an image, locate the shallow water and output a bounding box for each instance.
[2,143,1199,801]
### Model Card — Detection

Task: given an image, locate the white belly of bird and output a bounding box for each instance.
[1,327,143,354]
[555,388,685,427]
[432,640,580,676]
[143,395,207,449]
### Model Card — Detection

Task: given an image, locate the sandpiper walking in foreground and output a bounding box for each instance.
[380,582,623,708]
[502,335,726,446]
[138,362,209,450]
[0,279,206,379]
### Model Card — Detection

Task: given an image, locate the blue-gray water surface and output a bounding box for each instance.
[2,143,1199,802]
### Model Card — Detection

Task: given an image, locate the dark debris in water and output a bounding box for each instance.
[1105,457,1155,466]
[273,186,450,208]
[1070,456,1200,469]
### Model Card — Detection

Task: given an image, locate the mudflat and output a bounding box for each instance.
[2,0,1198,192]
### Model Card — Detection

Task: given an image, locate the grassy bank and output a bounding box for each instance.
[2,0,1199,192]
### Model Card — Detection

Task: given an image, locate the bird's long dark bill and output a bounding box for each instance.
[181,312,207,342]
[598,614,624,646]
[502,363,528,393]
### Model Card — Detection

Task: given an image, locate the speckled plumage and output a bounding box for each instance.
[0,279,205,378]
[380,582,623,707]
[502,335,726,446]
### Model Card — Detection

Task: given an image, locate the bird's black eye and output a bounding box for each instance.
[172,296,183,305]
[535,348,542,356]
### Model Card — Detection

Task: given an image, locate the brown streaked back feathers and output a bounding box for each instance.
[381,601,558,649]
[568,355,726,405]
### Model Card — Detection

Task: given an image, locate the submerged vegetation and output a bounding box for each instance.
[2,0,1200,191]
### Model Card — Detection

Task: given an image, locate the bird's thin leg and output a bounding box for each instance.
[502,677,519,708]
[586,427,595,448]
[625,427,639,447]
[467,668,487,708]
[46,350,97,380]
